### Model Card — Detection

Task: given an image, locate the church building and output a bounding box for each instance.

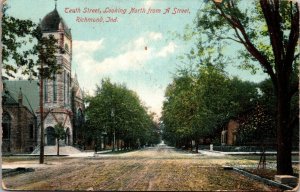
[2,4,85,153]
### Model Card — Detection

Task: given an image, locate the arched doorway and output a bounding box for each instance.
[46,127,56,145]
[2,112,12,139]
[65,128,70,145]
[2,112,12,152]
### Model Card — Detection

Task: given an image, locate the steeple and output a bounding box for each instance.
[55,0,57,10]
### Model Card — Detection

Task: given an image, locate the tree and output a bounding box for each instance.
[237,104,275,145]
[85,79,158,151]
[162,65,258,151]
[0,2,4,169]
[162,70,197,149]
[196,0,299,175]
[2,5,35,79]
[54,123,66,156]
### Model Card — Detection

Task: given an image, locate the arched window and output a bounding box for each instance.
[2,113,11,139]
[29,123,34,139]
[65,128,71,145]
[64,70,66,105]
[67,73,70,104]
[53,75,57,102]
[44,78,48,102]
[76,108,84,126]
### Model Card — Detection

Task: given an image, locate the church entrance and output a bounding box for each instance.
[46,127,56,146]
[65,128,70,145]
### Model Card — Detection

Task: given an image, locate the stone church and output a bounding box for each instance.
[2,5,85,153]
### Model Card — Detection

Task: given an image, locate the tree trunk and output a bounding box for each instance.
[276,80,293,175]
[195,139,199,153]
[57,139,60,156]
[117,138,120,151]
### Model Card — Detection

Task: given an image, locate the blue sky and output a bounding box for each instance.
[7,0,267,119]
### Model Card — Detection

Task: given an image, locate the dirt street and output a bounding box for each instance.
[3,144,282,191]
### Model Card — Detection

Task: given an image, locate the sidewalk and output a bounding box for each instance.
[2,149,114,169]
[198,149,299,156]
[198,150,226,156]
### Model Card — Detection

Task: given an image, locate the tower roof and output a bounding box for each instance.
[40,8,71,38]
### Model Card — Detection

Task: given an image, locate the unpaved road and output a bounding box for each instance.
[3,144,282,191]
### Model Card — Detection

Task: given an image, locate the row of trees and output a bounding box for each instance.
[162,64,298,152]
[85,79,160,151]
[162,65,263,149]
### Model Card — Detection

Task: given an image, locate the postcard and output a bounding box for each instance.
[1,0,299,191]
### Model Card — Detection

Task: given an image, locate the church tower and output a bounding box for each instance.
[38,2,73,146]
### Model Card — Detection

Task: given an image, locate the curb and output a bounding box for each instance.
[231,167,294,190]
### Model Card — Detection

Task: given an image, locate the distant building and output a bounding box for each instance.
[2,5,85,153]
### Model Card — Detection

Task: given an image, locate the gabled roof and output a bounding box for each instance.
[4,80,39,113]
[72,74,84,100]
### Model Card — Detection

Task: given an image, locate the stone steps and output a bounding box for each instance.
[31,145,82,155]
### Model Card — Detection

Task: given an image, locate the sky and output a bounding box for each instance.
[7,0,267,119]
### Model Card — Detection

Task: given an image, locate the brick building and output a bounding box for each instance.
[2,81,38,153]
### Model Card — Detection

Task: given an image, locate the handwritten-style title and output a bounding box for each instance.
[64,7,191,23]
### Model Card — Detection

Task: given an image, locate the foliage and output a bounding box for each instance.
[2,4,61,163]
[193,0,299,175]
[2,5,60,79]
[54,123,66,140]
[85,79,160,149]
[162,65,258,148]
[236,104,275,145]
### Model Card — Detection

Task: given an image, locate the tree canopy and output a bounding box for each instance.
[162,65,259,149]
[85,79,160,150]
[2,5,59,79]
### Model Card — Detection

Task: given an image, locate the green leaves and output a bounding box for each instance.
[86,79,159,148]
[2,9,59,79]
[54,123,66,140]
[162,65,259,146]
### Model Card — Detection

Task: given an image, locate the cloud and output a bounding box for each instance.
[93,48,153,73]
[149,32,163,40]
[73,32,177,113]
[145,0,155,8]
[74,32,172,77]
[157,41,177,57]
[73,40,104,52]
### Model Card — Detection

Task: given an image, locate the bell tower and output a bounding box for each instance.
[38,1,73,145]
[40,3,72,109]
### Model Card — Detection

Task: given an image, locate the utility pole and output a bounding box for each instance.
[111,107,115,152]
[39,59,44,164]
